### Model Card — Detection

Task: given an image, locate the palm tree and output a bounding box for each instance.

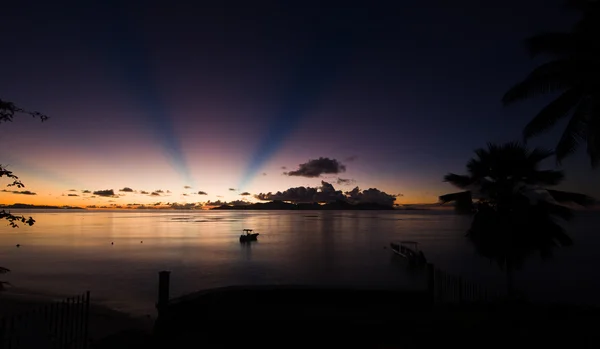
[440,142,594,297]
[502,0,600,166]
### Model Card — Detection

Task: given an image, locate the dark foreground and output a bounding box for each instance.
[96,286,600,349]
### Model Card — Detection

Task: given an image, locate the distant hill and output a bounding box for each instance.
[0,203,84,210]
[212,200,395,210]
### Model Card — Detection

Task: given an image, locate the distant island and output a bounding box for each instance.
[211,200,396,210]
[0,203,84,210]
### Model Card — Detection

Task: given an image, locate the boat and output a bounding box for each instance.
[239,229,259,242]
[390,241,427,266]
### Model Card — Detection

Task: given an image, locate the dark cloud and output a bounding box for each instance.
[182,193,189,196]
[397,193,404,197]
[81,190,91,194]
[286,157,346,178]
[205,200,249,207]
[256,182,397,205]
[345,155,358,162]
[197,191,207,195]
[67,194,79,197]
[68,189,77,192]
[93,189,115,197]
[184,186,192,189]
[119,187,134,192]
[86,205,97,208]
[155,190,164,193]
[281,166,287,170]
[166,190,171,193]
[240,192,251,196]
[229,188,236,191]
[2,189,37,195]
[150,192,161,196]
[140,190,149,194]
[262,173,267,176]
[217,195,224,198]
[153,202,162,206]
[255,181,344,203]
[336,178,356,186]
[345,187,397,206]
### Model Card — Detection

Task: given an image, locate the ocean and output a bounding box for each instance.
[0,209,598,315]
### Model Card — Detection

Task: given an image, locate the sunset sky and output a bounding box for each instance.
[1,0,598,208]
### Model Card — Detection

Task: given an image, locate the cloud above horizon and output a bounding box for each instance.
[1,189,37,195]
[336,178,356,185]
[255,181,397,205]
[119,187,134,192]
[197,191,207,195]
[240,192,251,196]
[68,194,79,197]
[286,157,346,178]
[93,189,115,197]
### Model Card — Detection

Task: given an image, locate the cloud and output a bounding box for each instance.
[240,192,251,196]
[286,157,346,178]
[119,187,134,192]
[150,192,161,196]
[1,190,37,195]
[93,189,116,197]
[255,182,397,206]
[255,181,344,203]
[281,166,287,170]
[229,188,236,191]
[140,190,149,194]
[345,186,397,206]
[217,195,224,198]
[166,190,171,193]
[336,178,356,186]
[197,191,207,195]
[67,194,79,197]
[262,173,267,176]
[204,200,249,207]
[184,186,192,189]
[345,155,358,162]
[68,189,77,192]
[397,193,404,197]
[182,193,189,196]
[155,190,164,193]
[86,205,97,208]
[81,190,91,194]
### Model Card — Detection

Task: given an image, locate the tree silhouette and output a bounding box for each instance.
[1,99,48,290]
[0,99,48,228]
[503,0,600,166]
[440,142,594,296]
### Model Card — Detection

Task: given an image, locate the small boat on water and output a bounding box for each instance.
[390,241,427,266]
[240,229,259,242]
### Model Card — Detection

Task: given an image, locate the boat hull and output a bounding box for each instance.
[240,233,259,242]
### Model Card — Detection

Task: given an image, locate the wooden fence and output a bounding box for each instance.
[427,264,503,304]
[0,291,90,349]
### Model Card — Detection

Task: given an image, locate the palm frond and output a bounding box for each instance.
[525,32,577,57]
[527,147,555,164]
[537,201,574,221]
[529,170,565,186]
[443,173,473,189]
[502,59,577,105]
[0,266,9,274]
[439,191,472,204]
[556,98,590,163]
[547,189,596,207]
[523,88,583,139]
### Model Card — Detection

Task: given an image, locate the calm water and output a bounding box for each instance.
[1,210,598,315]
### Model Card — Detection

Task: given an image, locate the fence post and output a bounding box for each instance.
[426,263,435,305]
[458,277,463,304]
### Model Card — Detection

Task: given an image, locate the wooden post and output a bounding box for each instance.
[426,263,435,305]
[458,277,463,304]
[157,271,171,317]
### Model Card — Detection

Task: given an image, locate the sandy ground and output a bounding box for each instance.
[0,288,154,346]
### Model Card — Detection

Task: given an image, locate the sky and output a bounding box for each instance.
[0,0,598,208]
